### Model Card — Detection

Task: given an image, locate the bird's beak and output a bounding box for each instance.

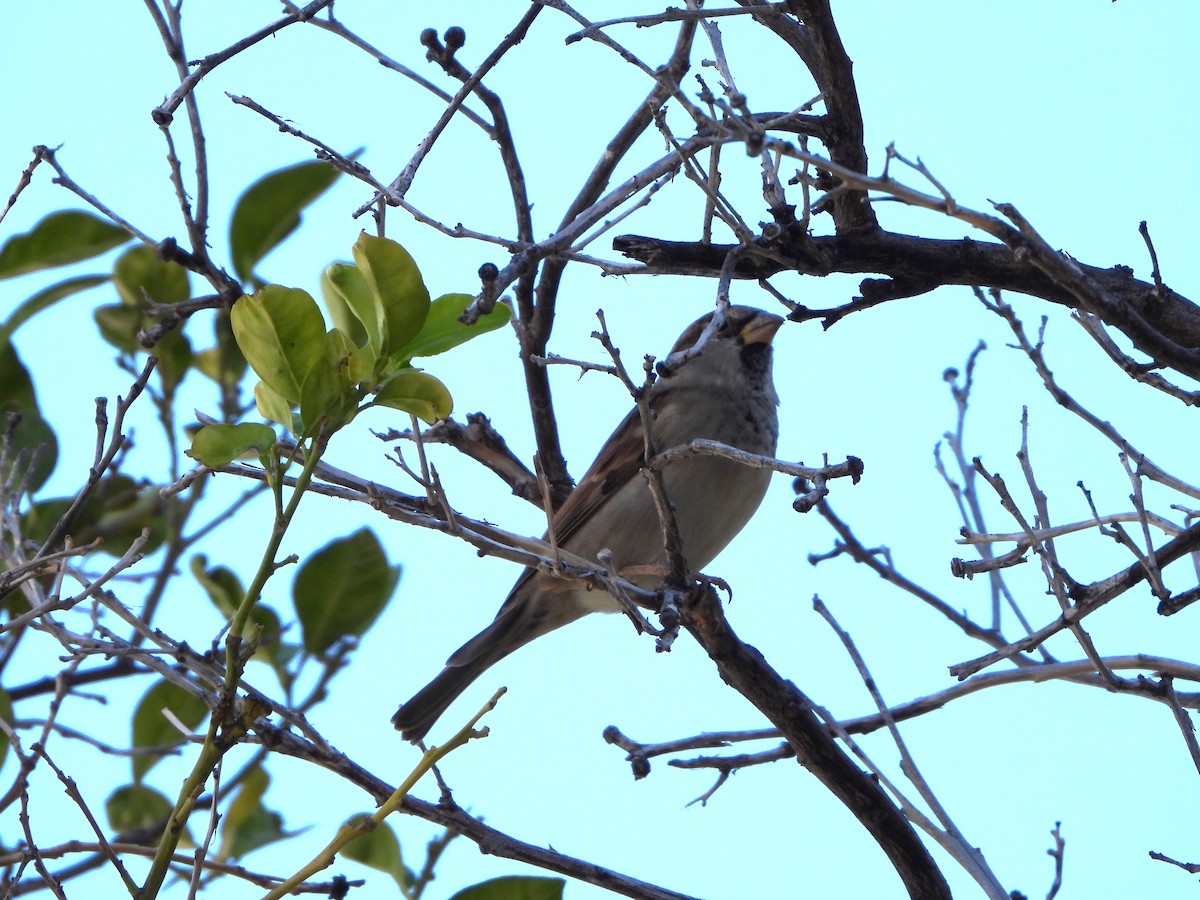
[740,312,784,347]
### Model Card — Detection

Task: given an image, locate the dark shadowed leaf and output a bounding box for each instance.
[19,474,171,557]
[191,555,286,677]
[0,340,37,410]
[293,529,400,655]
[131,679,210,782]
[106,784,174,842]
[0,211,129,279]
[0,340,57,491]
[113,245,190,307]
[93,303,143,354]
[449,876,565,900]
[2,412,57,494]
[153,327,193,393]
[0,688,12,771]
[190,554,244,615]
[229,159,342,284]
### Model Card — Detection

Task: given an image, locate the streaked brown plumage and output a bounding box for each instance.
[392,306,782,741]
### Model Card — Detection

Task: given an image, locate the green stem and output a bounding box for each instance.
[262,689,503,900]
[136,437,326,899]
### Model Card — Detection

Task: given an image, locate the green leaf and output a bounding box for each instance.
[293,529,400,655]
[153,327,193,394]
[321,262,371,352]
[219,766,290,859]
[449,876,566,900]
[191,556,285,676]
[106,784,174,842]
[0,340,57,491]
[19,474,169,557]
[0,688,13,772]
[188,423,277,467]
[323,261,383,368]
[396,294,511,359]
[298,330,363,436]
[342,819,409,889]
[0,339,37,410]
[18,497,71,545]
[3,412,58,494]
[298,354,342,435]
[112,245,190,308]
[93,303,143,354]
[229,159,342,285]
[215,308,248,383]
[194,308,249,387]
[351,233,429,361]
[190,555,244,615]
[89,479,172,557]
[231,285,326,402]
[324,324,366,386]
[131,679,210,782]
[0,210,130,279]
[373,369,453,424]
[0,274,108,344]
[253,381,298,433]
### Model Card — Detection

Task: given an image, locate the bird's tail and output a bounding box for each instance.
[391,658,492,743]
[392,596,567,742]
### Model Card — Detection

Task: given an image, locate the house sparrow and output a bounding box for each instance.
[392,305,783,741]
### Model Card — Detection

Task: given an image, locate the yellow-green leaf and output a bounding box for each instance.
[188,423,277,467]
[343,819,409,889]
[298,343,359,436]
[254,380,297,433]
[373,369,452,424]
[324,326,365,387]
[231,285,326,402]
[321,262,372,352]
[395,294,511,359]
[351,233,429,361]
[218,766,289,859]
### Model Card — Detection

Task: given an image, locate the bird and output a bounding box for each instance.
[392,305,783,741]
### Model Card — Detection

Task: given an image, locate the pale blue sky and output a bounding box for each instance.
[4,3,1200,898]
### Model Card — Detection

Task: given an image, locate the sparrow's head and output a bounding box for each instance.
[658,305,784,378]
